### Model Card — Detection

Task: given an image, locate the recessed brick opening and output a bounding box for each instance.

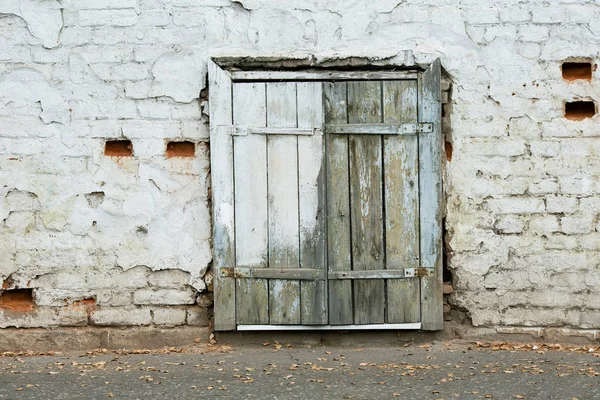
[105,140,133,157]
[565,101,596,120]
[166,141,195,158]
[562,62,593,81]
[0,289,35,312]
[445,141,453,162]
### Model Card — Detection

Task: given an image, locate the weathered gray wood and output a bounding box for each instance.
[208,60,236,331]
[347,81,385,325]
[223,268,322,280]
[324,82,353,325]
[297,82,328,325]
[325,123,416,135]
[383,80,421,324]
[266,82,301,325]
[231,70,418,81]
[418,59,443,331]
[329,270,409,279]
[233,82,269,325]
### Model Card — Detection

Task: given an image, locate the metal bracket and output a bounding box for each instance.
[401,123,434,134]
[404,267,435,278]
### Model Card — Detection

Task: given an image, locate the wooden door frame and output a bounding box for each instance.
[209,58,443,331]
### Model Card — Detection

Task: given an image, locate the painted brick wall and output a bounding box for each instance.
[0,0,599,330]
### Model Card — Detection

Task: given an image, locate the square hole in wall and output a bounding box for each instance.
[166,141,195,158]
[0,289,35,312]
[562,62,593,81]
[565,101,596,120]
[105,140,133,157]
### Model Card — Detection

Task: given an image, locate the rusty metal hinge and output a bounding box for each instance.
[401,123,434,134]
[404,267,435,278]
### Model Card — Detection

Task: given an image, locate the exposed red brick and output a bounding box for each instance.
[562,62,592,81]
[445,141,453,162]
[565,101,596,120]
[72,298,96,317]
[0,289,35,312]
[105,140,133,157]
[166,141,195,158]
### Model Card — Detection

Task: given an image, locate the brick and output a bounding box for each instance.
[148,270,191,288]
[133,289,196,305]
[494,215,525,234]
[529,215,559,234]
[532,7,567,23]
[517,25,550,42]
[486,197,545,214]
[140,10,171,26]
[546,196,578,214]
[91,307,152,326]
[561,215,594,234]
[75,0,138,9]
[152,307,187,325]
[499,7,530,22]
[530,141,559,157]
[79,10,139,27]
[186,306,210,326]
[559,177,597,196]
[528,179,558,195]
[466,8,500,24]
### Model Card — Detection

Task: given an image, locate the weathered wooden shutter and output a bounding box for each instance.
[324,79,422,326]
[210,60,442,331]
[219,80,327,327]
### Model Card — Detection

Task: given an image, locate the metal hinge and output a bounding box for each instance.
[404,267,435,278]
[401,123,434,134]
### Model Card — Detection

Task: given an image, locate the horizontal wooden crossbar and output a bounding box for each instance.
[230,126,321,136]
[221,268,433,280]
[329,270,408,279]
[221,267,322,280]
[324,123,432,135]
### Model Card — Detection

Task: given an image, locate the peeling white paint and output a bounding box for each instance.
[0,68,69,124]
[0,0,63,49]
[149,52,207,103]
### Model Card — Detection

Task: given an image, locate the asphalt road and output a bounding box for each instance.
[1,341,599,399]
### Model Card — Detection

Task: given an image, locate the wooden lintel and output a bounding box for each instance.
[231,70,418,81]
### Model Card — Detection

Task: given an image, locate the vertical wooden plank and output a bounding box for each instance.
[266,82,301,325]
[233,82,269,325]
[383,80,421,323]
[347,81,385,324]
[419,59,443,331]
[208,60,236,331]
[297,82,327,325]
[324,82,353,325]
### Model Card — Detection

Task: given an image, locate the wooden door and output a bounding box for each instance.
[210,61,442,331]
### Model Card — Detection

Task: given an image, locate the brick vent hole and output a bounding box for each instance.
[105,140,133,157]
[562,62,593,81]
[445,141,453,162]
[0,289,35,312]
[166,141,195,158]
[565,101,596,120]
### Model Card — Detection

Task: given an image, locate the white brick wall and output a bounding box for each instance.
[1,0,600,330]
